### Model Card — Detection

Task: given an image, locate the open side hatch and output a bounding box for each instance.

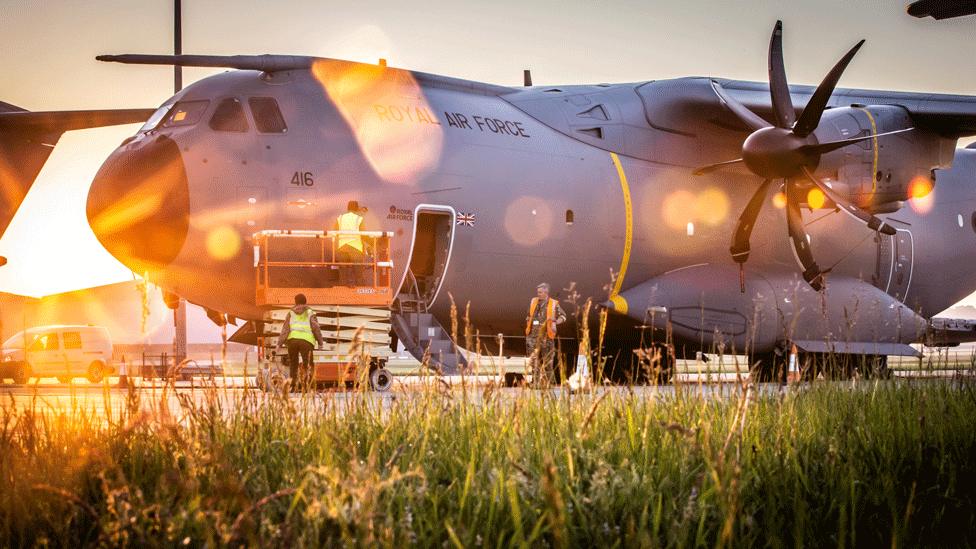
[395,205,456,312]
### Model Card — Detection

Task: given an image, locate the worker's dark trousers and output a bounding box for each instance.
[337,247,365,286]
[286,339,314,391]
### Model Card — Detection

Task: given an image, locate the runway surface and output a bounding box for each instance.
[1,369,969,420]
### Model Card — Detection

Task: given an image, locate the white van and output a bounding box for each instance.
[1,325,114,384]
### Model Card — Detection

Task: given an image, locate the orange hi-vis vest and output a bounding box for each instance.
[526,297,558,339]
[336,211,364,252]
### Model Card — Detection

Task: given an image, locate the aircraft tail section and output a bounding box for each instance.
[0,105,154,237]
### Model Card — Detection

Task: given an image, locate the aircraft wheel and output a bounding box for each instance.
[87,361,106,383]
[503,372,524,387]
[861,355,891,379]
[369,367,394,392]
[11,362,31,385]
[57,376,73,384]
[750,354,775,383]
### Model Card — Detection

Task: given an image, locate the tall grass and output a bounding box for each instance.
[1,379,974,547]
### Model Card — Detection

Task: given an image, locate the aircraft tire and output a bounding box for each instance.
[370,367,394,392]
[503,372,524,387]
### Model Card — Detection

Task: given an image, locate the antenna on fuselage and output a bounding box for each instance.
[523,69,532,87]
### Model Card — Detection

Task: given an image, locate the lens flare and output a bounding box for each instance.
[312,58,443,184]
[909,176,935,214]
[503,196,552,247]
[662,190,696,230]
[806,188,826,209]
[772,192,787,209]
[694,187,729,226]
[909,176,933,199]
[205,226,241,261]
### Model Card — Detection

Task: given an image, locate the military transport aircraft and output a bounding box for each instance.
[85,21,976,380]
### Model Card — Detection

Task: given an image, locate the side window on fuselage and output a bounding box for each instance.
[248,97,288,134]
[209,98,249,132]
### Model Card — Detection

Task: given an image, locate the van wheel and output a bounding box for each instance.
[87,361,105,383]
[57,376,73,384]
[11,362,31,385]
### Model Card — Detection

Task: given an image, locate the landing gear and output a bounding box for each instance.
[503,372,524,387]
[750,352,787,383]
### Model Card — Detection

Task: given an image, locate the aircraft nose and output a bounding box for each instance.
[86,134,190,271]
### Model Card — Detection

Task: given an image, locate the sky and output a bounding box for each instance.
[1,0,976,318]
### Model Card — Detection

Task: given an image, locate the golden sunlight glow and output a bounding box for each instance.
[503,196,553,246]
[772,191,787,209]
[909,179,935,214]
[205,225,242,261]
[313,57,443,184]
[806,188,826,209]
[909,176,933,199]
[661,187,729,230]
[693,187,729,226]
[0,126,136,297]
[661,190,696,230]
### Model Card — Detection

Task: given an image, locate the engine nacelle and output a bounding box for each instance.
[812,105,956,213]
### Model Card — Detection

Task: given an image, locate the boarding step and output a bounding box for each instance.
[391,311,468,375]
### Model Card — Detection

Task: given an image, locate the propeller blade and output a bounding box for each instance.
[730,178,774,263]
[768,20,796,129]
[710,80,772,132]
[785,179,825,290]
[800,166,897,235]
[800,127,914,156]
[692,158,744,176]
[793,39,865,137]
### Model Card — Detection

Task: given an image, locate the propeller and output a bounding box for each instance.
[694,20,909,291]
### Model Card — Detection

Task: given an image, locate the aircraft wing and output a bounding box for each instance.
[0,104,154,237]
[718,79,976,137]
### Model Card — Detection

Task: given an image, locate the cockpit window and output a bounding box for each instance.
[248,97,288,134]
[161,100,210,128]
[139,104,173,132]
[209,98,248,132]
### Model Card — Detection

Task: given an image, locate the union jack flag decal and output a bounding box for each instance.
[456,212,476,227]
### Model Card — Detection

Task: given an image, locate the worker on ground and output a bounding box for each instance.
[335,200,366,286]
[525,282,566,387]
[276,293,324,392]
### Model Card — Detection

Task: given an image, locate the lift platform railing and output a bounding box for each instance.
[253,229,395,307]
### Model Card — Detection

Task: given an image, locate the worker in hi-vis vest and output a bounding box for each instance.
[334,200,366,286]
[525,282,567,386]
[276,293,324,392]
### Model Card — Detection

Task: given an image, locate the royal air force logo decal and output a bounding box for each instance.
[456,212,476,227]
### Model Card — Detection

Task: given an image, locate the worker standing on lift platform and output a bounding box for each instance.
[335,200,366,286]
[276,293,324,392]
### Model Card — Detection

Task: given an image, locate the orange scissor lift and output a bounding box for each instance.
[253,229,396,391]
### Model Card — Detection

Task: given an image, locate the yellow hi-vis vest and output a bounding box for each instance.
[287,309,317,345]
[525,297,558,339]
[336,212,364,252]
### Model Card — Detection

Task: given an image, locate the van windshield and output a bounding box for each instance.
[2,333,30,350]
